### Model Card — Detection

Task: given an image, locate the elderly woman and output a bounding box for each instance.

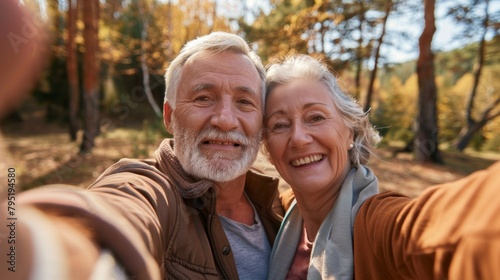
[263,54,500,280]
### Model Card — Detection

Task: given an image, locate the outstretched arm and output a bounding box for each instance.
[354,161,500,279]
[0,159,175,280]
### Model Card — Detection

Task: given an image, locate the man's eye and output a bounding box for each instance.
[195,96,210,102]
[238,99,253,105]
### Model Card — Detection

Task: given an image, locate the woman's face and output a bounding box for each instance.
[264,79,353,195]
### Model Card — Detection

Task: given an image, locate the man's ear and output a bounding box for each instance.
[163,103,173,134]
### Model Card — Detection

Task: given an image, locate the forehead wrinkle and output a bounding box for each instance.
[304,102,329,109]
[192,83,214,92]
[265,109,286,121]
[265,101,333,125]
[191,82,258,98]
[267,102,328,116]
[236,85,258,96]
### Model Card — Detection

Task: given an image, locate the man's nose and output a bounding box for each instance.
[210,98,239,131]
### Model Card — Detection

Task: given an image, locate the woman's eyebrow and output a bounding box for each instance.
[266,109,286,120]
[265,102,330,121]
[304,102,328,109]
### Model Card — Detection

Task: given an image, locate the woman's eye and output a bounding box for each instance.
[271,122,289,131]
[310,115,326,122]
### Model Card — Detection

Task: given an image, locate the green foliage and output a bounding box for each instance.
[435,46,476,84]
[132,117,171,158]
[241,0,311,63]
[33,55,71,124]
[378,61,416,86]
[373,42,500,152]
[468,131,486,151]
[483,133,500,152]
[371,76,416,144]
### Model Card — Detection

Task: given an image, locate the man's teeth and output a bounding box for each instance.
[291,155,323,167]
[208,141,237,146]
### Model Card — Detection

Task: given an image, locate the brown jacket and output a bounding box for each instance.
[4,140,284,280]
[354,161,500,279]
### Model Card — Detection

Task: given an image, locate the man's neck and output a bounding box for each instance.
[215,174,255,226]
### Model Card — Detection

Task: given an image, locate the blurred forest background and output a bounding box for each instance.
[2,0,500,194]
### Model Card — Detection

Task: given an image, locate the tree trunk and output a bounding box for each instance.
[415,0,443,164]
[454,120,485,151]
[138,0,162,117]
[364,0,392,113]
[67,0,80,141]
[354,0,365,100]
[80,0,100,154]
[454,96,500,151]
[453,0,491,151]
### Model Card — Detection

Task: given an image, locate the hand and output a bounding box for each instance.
[1,207,127,280]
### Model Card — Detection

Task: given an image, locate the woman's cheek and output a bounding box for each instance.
[265,138,283,159]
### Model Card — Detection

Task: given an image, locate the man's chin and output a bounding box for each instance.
[192,158,250,182]
[196,170,242,183]
[200,150,243,161]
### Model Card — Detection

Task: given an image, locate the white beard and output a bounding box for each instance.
[171,116,261,182]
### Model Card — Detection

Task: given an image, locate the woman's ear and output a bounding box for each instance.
[163,103,173,134]
[348,132,354,150]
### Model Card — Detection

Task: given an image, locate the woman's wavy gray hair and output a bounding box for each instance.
[264,54,381,167]
[164,32,266,112]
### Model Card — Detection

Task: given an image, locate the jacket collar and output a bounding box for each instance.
[244,166,281,213]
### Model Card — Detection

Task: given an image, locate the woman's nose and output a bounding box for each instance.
[289,122,312,147]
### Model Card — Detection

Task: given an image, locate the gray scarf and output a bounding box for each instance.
[155,139,214,199]
[268,165,379,280]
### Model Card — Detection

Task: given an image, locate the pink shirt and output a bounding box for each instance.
[286,226,313,280]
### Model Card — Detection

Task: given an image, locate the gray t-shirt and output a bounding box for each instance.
[220,199,271,280]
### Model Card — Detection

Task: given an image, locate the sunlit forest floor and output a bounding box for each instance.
[2,113,499,198]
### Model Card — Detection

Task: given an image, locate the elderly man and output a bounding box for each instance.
[0,31,285,280]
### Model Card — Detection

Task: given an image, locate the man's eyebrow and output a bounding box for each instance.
[192,84,258,96]
[192,83,214,92]
[235,86,258,96]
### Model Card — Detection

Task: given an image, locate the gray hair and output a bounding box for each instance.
[265,54,381,167]
[164,32,266,112]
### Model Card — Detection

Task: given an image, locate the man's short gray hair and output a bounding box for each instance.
[164,32,266,112]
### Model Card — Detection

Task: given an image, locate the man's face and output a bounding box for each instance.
[166,51,263,182]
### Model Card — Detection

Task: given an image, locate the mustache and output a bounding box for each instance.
[197,128,262,147]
